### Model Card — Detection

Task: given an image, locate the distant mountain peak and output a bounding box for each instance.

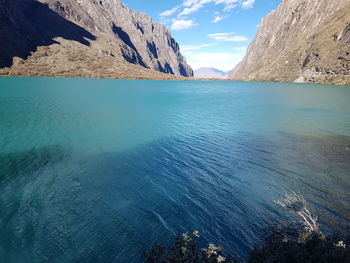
[194,67,229,79]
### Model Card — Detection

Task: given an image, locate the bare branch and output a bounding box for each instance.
[275,192,319,233]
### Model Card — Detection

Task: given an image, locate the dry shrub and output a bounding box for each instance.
[142,193,349,263]
[142,232,237,263]
[274,192,319,234]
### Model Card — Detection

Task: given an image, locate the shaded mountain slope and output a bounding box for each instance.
[0,0,193,78]
[230,0,350,85]
[0,38,188,80]
[0,0,95,68]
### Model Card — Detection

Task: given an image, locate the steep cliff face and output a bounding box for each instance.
[230,0,350,85]
[0,0,193,78]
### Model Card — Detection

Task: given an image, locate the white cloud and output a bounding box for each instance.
[160,6,180,17]
[208,32,249,42]
[241,0,255,9]
[223,4,239,11]
[159,0,256,18]
[182,51,245,71]
[211,15,226,23]
[215,0,240,10]
[180,43,218,51]
[171,19,198,31]
[234,46,247,51]
[179,0,211,16]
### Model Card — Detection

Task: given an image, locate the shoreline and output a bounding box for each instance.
[1,74,349,87]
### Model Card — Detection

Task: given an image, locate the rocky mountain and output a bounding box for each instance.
[194,68,229,79]
[230,0,350,85]
[0,0,193,78]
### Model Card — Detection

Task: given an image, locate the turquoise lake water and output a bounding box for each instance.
[0,77,349,262]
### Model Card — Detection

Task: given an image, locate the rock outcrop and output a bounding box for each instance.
[0,0,193,78]
[230,0,350,85]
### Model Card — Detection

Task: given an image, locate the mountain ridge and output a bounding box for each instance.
[0,0,193,79]
[230,0,350,85]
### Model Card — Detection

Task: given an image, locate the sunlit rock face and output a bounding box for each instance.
[0,0,193,77]
[230,0,350,85]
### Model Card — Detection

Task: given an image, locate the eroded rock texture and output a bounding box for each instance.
[230,0,350,85]
[0,0,193,78]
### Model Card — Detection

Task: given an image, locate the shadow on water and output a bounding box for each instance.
[0,132,349,262]
[0,144,68,183]
[0,0,96,68]
[0,144,72,261]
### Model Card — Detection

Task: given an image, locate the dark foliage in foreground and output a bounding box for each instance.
[142,232,237,263]
[142,230,349,263]
[248,193,350,263]
[249,230,350,263]
[142,193,349,263]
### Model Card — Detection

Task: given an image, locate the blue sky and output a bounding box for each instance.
[123,0,281,71]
